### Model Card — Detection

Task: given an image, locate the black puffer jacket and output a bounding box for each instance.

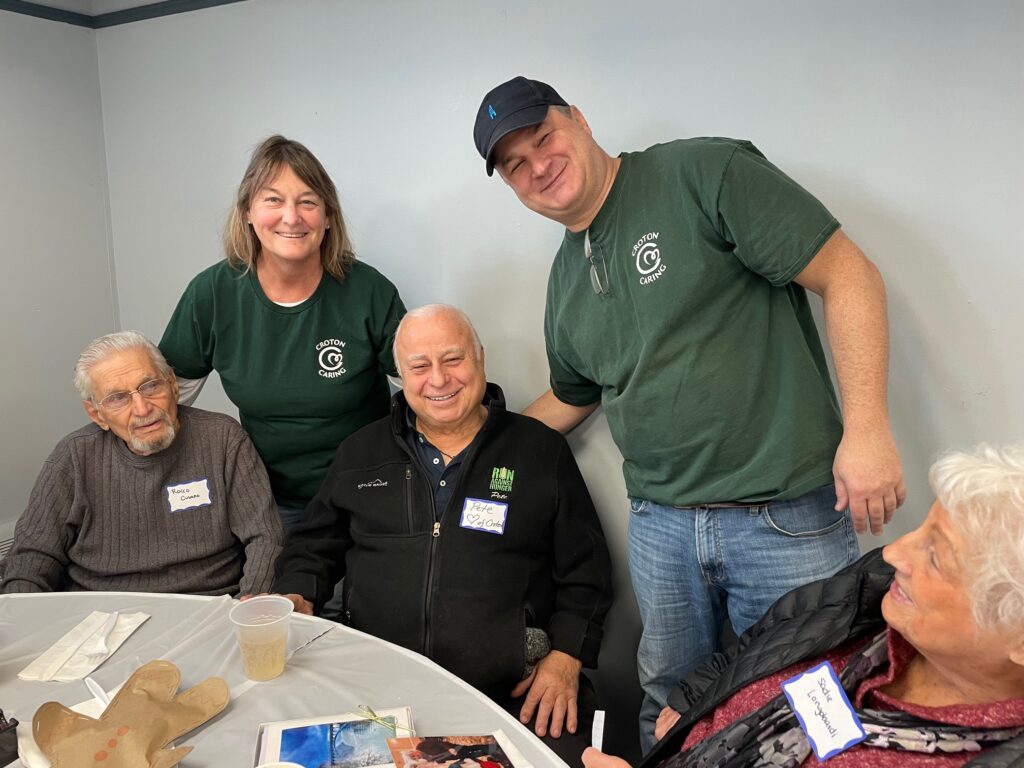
[642,549,1024,768]
[273,384,613,697]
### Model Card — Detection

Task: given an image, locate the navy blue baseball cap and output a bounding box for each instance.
[474,77,568,176]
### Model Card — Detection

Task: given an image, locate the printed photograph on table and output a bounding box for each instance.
[258,708,413,768]
[386,733,522,768]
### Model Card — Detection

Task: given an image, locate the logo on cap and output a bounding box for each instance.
[488,105,497,120]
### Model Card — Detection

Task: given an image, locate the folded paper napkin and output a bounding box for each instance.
[19,611,150,682]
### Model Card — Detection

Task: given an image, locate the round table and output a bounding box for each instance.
[0,592,567,767]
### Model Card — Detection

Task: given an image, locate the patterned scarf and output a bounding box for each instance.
[663,632,1024,768]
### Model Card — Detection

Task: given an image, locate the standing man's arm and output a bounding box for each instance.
[523,389,598,434]
[794,229,906,535]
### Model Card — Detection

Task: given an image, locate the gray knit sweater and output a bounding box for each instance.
[0,405,282,596]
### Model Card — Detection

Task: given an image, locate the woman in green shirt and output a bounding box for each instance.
[160,136,406,528]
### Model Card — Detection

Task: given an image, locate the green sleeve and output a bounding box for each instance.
[159,275,215,379]
[371,276,406,378]
[543,287,602,407]
[715,142,840,287]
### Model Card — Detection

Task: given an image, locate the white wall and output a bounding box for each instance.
[0,11,116,539]
[92,0,1024,754]
[3,0,1019,755]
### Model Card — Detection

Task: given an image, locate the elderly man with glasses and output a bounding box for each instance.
[1,331,282,596]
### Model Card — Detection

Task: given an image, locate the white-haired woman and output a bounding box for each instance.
[587,445,1024,768]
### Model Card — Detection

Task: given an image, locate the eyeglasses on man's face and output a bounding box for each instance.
[96,378,171,410]
[584,230,611,296]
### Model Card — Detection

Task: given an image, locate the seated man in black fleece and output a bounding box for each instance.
[272,303,613,767]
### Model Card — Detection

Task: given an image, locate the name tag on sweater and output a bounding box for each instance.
[460,498,508,535]
[165,479,212,513]
[781,661,865,760]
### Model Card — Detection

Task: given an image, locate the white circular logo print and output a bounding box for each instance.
[635,242,662,275]
[318,346,344,371]
[315,338,348,378]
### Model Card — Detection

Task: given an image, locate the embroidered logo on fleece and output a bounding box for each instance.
[356,479,388,489]
[634,231,666,285]
[489,467,515,493]
[315,338,347,378]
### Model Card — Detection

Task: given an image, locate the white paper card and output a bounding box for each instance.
[459,498,508,535]
[781,661,865,760]
[166,478,212,512]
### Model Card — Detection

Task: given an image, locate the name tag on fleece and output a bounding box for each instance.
[165,479,212,513]
[459,498,508,535]
[781,660,866,760]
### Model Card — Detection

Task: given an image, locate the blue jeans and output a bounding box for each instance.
[627,484,859,753]
[277,504,307,531]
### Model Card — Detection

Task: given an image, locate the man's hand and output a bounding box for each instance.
[654,706,682,742]
[582,747,631,768]
[282,593,315,615]
[239,592,314,615]
[833,428,906,535]
[511,649,582,738]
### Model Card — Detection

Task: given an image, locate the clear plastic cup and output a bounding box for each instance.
[229,595,293,681]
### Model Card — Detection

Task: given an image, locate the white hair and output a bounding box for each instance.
[392,304,484,374]
[73,331,172,401]
[931,444,1024,632]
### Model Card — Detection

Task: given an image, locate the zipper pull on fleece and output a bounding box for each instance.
[432,521,441,538]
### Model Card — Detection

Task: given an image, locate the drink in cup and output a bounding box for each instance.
[229,595,293,681]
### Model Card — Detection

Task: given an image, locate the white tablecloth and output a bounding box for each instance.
[0,592,567,768]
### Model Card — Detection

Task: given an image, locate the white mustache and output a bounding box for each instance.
[130,410,170,430]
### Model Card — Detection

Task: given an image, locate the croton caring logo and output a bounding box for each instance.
[634,231,667,285]
[316,338,347,378]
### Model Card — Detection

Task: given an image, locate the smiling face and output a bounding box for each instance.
[882,500,1023,668]
[247,164,328,267]
[82,347,180,455]
[493,106,606,229]
[395,310,487,436]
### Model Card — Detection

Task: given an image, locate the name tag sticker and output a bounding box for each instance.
[459,498,508,535]
[165,478,212,513]
[781,660,866,760]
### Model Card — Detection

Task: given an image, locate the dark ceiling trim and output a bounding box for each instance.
[0,0,93,26]
[0,0,247,28]
[92,0,246,27]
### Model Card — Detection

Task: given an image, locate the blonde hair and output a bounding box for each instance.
[224,135,355,280]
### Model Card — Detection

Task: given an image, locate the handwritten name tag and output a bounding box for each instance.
[781,661,865,760]
[460,498,508,535]
[165,478,212,513]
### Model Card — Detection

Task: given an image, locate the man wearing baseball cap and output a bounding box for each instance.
[474,75,905,750]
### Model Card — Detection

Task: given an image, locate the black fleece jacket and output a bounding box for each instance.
[642,548,1024,768]
[273,384,613,697]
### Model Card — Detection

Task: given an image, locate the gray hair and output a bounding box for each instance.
[73,331,173,401]
[931,444,1024,632]
[392,304,484,375]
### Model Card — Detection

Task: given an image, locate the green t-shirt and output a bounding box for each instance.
[160,260,406,506]
[544,138,843,506]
